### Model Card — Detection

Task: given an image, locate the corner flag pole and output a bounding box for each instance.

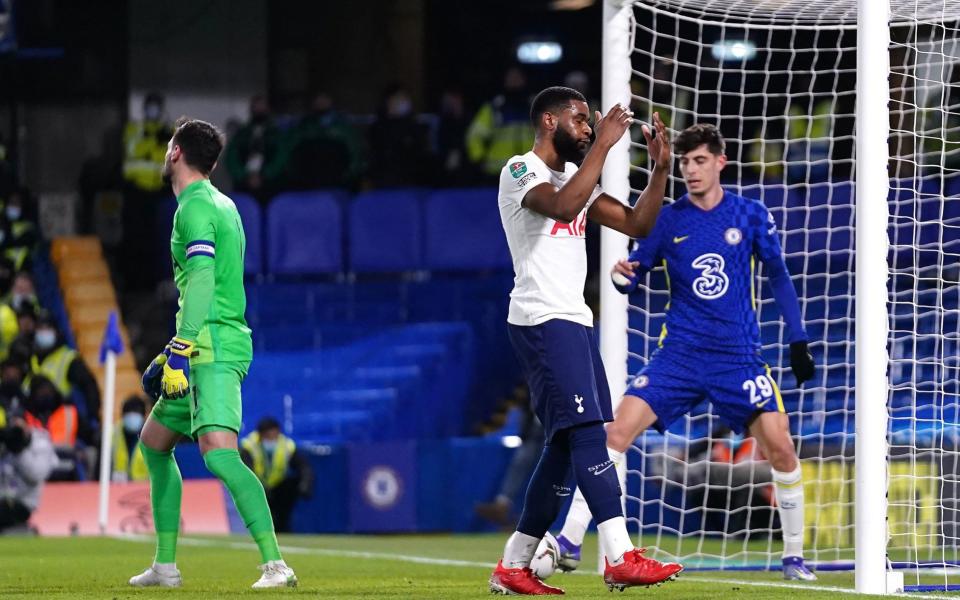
[97,311,124,534]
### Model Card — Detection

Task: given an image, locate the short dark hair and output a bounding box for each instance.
[674,123,725,156]
[172,117,225,175]
[122,395,147,415]
[530,86,587,127]
[256,416,282,435]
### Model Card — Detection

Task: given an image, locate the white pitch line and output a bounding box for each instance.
[113,534,956,599]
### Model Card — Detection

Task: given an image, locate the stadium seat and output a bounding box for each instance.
[349,190,423,273]
[267,191,343,276]
[231,193,262,275]
[423,188,512,271]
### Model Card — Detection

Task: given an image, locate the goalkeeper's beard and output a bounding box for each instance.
[161,157,173,186]
[553,126,588,165]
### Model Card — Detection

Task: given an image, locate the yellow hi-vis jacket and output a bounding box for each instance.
[241,431,296,490]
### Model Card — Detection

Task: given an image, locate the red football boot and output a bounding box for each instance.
[603,548,683,591]
[489,560,565,595]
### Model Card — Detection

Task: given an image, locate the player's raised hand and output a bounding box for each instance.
[593,104,633,150]
[789,341,816,386]
[610,259,641,294]
[643,112,672,169]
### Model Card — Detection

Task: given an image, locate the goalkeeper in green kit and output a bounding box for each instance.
[130,118,297,589]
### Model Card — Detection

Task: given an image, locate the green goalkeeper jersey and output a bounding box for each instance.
[170,179,252,365]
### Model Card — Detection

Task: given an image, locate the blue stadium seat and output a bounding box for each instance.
[349,190,423,273]
[740,182,789,209]
[267,191,343,275]
[231,193,262,275]
[423,188,511,271]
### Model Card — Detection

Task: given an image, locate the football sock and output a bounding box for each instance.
[772,465,805,558]
[203,448,282,563]
[502,531,542,569]
[559,447,626,547]
[568,424,622,526]
[597,516,633,566]
[558,488,590,546]
[139,443,182,564]
[515,437,572,541]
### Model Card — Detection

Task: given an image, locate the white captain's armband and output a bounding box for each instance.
[185,240,215,259]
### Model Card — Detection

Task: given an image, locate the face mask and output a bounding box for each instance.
[11,293,24,309]
[261,439,278,453]
[123,412,145,433]
[6,206,20,221]
[35,329,56,350]
[144,104,161,121]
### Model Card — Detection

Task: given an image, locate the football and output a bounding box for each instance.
[530,532,560,580]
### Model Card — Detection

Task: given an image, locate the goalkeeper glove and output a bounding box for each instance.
[161,337,194,399]
[789,341,815,386]
[141,349,168,400]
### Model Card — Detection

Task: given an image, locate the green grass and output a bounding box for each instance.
[0,533,957,598]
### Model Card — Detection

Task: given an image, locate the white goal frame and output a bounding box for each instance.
[599,0,893,593]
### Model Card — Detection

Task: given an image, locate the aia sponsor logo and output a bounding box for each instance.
[550,211,587,237]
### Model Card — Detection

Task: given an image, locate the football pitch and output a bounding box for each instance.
[1,533,956,599]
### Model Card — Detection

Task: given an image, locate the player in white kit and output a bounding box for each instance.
[489,86,682,595]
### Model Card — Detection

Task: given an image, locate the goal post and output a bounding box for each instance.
[854,0,891,594]
[599,0,960,594]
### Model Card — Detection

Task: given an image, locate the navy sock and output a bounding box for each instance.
[568,422,622,524]
[516,433,572,538]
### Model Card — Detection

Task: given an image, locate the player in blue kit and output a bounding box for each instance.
[551,123,818,581]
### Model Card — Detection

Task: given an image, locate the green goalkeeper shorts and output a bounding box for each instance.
[149,361,249,438]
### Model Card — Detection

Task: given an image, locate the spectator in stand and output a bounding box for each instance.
[288,91,365,190]
[465,66,535,180]
[23,375,76,447]
[1,189,38,272]
[434,87,476,186]
[240,417,314,533]
[122,92,174,291]
[29,312,100,441]
[0,257,18,363]
[224,94,289,202]
[8,272,39,315]
[23,375,91,480]
[368,84,430,187]
[14,307,36,344]
[0,416,58,532]
[111,396,148,482]
[0,358,27,426]
[123,92,173,194]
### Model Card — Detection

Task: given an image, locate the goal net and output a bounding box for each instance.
[605,0,960,591]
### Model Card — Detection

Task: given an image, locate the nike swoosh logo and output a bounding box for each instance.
[673,236,689,243]
[593,463,615,476]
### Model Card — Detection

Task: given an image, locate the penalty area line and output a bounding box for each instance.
[112,534,954,599]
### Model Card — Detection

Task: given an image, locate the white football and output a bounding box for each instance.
[530,532,560,580]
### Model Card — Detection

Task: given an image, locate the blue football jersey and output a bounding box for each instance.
[629,190,802,354]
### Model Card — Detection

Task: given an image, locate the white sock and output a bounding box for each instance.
[772,465,805,559]
[559,487,591,546]
[608,447,627,507]
[597,516,633,566]
[152,562,178,573]
[502,531,540,569]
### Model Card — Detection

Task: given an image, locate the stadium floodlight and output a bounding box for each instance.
[516,41,564,64]
[601,0,960,594]
[711,40,757,62]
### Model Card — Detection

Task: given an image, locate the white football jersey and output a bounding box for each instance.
[498,150,603,327]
